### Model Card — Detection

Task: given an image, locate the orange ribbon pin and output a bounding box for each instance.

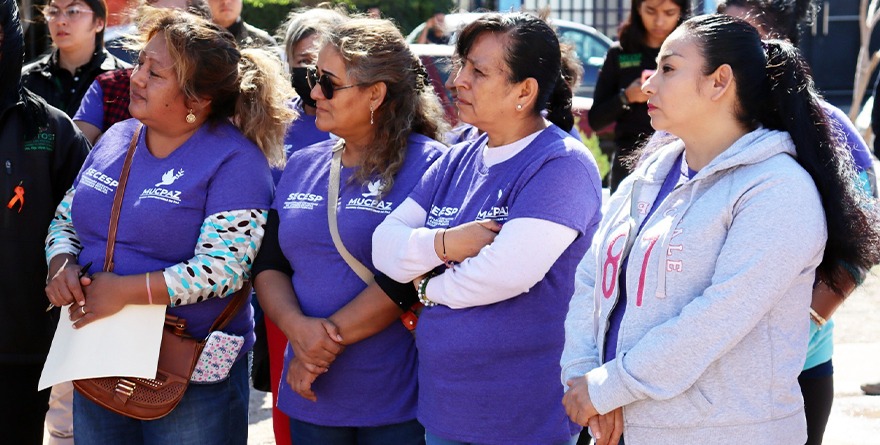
[7,182,24,213]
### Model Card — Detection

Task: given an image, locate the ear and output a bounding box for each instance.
[708,64,734,102]
[94,18,105,33]
[369,81,388,110]
[514,77,540,112]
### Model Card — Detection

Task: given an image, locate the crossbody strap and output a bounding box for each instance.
[104,124,142,273]
[207,282,251,333]
[328,140,375,285]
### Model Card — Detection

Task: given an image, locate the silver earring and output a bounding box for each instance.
[186,109,196,124]
[370,105,374,125]
[516,104,523,111]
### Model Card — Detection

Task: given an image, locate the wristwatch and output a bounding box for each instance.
[618,88,631,110]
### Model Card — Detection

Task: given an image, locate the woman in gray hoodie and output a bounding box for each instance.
[561,14,880,445]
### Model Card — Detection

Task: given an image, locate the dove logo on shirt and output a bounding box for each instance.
[347,179,393,214]
[140,168,185,205]
[155,169,185,187]
[362,180,384,198]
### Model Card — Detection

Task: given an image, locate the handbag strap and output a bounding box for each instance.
[207,282,251,333]
[104,124,142,272]
[328,140,375,285]
[102,123,248,333]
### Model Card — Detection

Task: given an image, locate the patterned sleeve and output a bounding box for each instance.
[164,209,267,307]
[45,187,83,263]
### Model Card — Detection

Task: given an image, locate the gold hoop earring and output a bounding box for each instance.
[370,105,374,125]
[186,109,196,124]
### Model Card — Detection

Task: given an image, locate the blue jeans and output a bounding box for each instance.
[73,358,249,445]
[426,431,578,445]
[289,417,425,445]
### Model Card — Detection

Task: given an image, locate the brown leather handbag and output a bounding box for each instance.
[72,125,251,420]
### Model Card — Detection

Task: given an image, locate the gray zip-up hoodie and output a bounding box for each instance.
[561,128,826,444]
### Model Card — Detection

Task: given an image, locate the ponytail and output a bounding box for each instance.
[684,14,880,292]
[234,49,298,168]
[760,40,880,288]
[546,72,574,132]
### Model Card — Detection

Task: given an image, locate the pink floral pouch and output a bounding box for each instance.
[191,330,244,383]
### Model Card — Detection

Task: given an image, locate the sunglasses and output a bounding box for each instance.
[43,5,95,22]
[307,67,367,100]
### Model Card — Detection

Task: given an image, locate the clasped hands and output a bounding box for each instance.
[563,376,624,445]
[284,315,345,402]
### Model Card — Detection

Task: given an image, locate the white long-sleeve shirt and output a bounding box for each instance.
[372,129,579,308]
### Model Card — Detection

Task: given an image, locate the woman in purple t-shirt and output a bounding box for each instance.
[44,9,295,444]
[253,18,448,445]
[373,13,603,445]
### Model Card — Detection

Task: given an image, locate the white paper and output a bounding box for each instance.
[39,304,166,390]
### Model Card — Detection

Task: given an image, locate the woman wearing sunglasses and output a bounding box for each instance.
[253,17,448,445]
[22,0,129,117]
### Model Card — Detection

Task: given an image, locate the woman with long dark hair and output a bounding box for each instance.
[588,0,689,192]
[562,14,880,444]
[716,3,875,443]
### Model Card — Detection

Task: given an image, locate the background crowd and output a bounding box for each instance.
[2,0,878,444]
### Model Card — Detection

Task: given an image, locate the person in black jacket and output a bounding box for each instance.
[21,0,130,117]
[0,0,90,443]
[588,0,689,192]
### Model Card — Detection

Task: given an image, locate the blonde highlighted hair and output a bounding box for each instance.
[138,8,296,166]
[326,17,448,193]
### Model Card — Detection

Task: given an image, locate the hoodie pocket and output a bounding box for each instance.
[627,384,713,428]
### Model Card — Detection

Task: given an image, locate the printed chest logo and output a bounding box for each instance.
[476,189,508,221]
[427,204,459,228]
[619,53,642,69]
[283,191,323,210]
[345,179,394,214]
[80,167,119,195]
[24,127,55,152]
[140,169,184,205]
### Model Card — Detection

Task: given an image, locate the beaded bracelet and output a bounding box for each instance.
[417,273,437,307]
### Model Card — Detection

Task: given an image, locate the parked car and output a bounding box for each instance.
[406,12,612,98]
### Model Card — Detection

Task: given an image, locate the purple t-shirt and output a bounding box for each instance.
[408,126,602,444]
[822,101,873,173]
[274,134,446,426]
[71,118,273,355]
[73,79,104,128]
